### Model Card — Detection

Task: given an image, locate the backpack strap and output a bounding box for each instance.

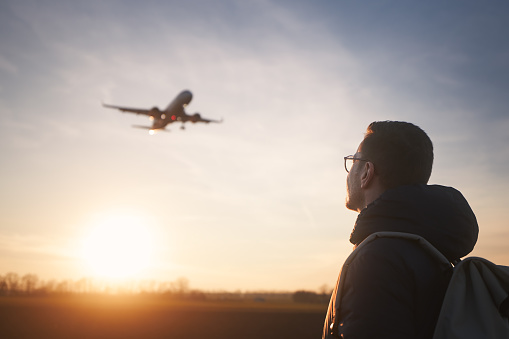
[366,232,453,267]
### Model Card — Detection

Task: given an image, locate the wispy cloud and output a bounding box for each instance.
[0,233,72,257]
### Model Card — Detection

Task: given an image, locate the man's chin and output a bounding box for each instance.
[345,198,362,212]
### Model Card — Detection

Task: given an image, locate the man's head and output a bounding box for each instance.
[346,121,434,212]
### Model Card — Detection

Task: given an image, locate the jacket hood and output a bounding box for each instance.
[350,184,479,262]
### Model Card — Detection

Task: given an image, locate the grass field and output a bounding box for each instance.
[0,296,327,339]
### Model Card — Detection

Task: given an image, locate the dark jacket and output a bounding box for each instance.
[323,184,479,339]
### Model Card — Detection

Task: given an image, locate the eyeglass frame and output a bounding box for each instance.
[344,155,369,173]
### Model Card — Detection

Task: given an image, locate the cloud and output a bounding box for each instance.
[0,233,76,263]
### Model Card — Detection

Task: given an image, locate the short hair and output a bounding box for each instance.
[360,121,433,189]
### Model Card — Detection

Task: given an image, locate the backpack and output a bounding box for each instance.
[358,232,509,339]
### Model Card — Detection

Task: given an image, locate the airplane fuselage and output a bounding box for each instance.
[165,90,192,113]
[153,90,193,129]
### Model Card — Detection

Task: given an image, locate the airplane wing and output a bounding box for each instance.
[102,103,156,117]
[183,113,223,124]
[200,117,223,123]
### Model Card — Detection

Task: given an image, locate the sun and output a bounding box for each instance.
[81,214,154,280]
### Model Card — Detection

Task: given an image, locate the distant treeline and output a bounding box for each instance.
[0,272,331,304]
[0,272,193,297]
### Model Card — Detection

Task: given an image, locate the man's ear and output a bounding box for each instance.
[360,162,375,189]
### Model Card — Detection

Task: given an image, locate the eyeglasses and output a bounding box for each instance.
[344,155,369,173]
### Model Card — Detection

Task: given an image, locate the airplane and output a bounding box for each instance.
[102,90,222,134]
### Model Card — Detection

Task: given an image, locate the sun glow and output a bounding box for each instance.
[81,214,154,280]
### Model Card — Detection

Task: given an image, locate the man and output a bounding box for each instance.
[323,121,478,339]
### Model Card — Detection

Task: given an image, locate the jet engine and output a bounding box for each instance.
[149,107,161,118]
[191,113,201,123]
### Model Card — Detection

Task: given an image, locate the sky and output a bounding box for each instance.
[1,0,509,292]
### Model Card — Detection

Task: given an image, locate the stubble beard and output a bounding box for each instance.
[345,176,363,212]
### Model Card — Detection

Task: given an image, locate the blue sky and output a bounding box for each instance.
[1,0,509,291]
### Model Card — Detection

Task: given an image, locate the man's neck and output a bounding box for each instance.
[362,183,386,210]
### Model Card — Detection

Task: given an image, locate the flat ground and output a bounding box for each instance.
[0,296,327,339]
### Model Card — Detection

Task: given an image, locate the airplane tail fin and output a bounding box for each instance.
[132,125,154,130]
[132,125,169,134]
